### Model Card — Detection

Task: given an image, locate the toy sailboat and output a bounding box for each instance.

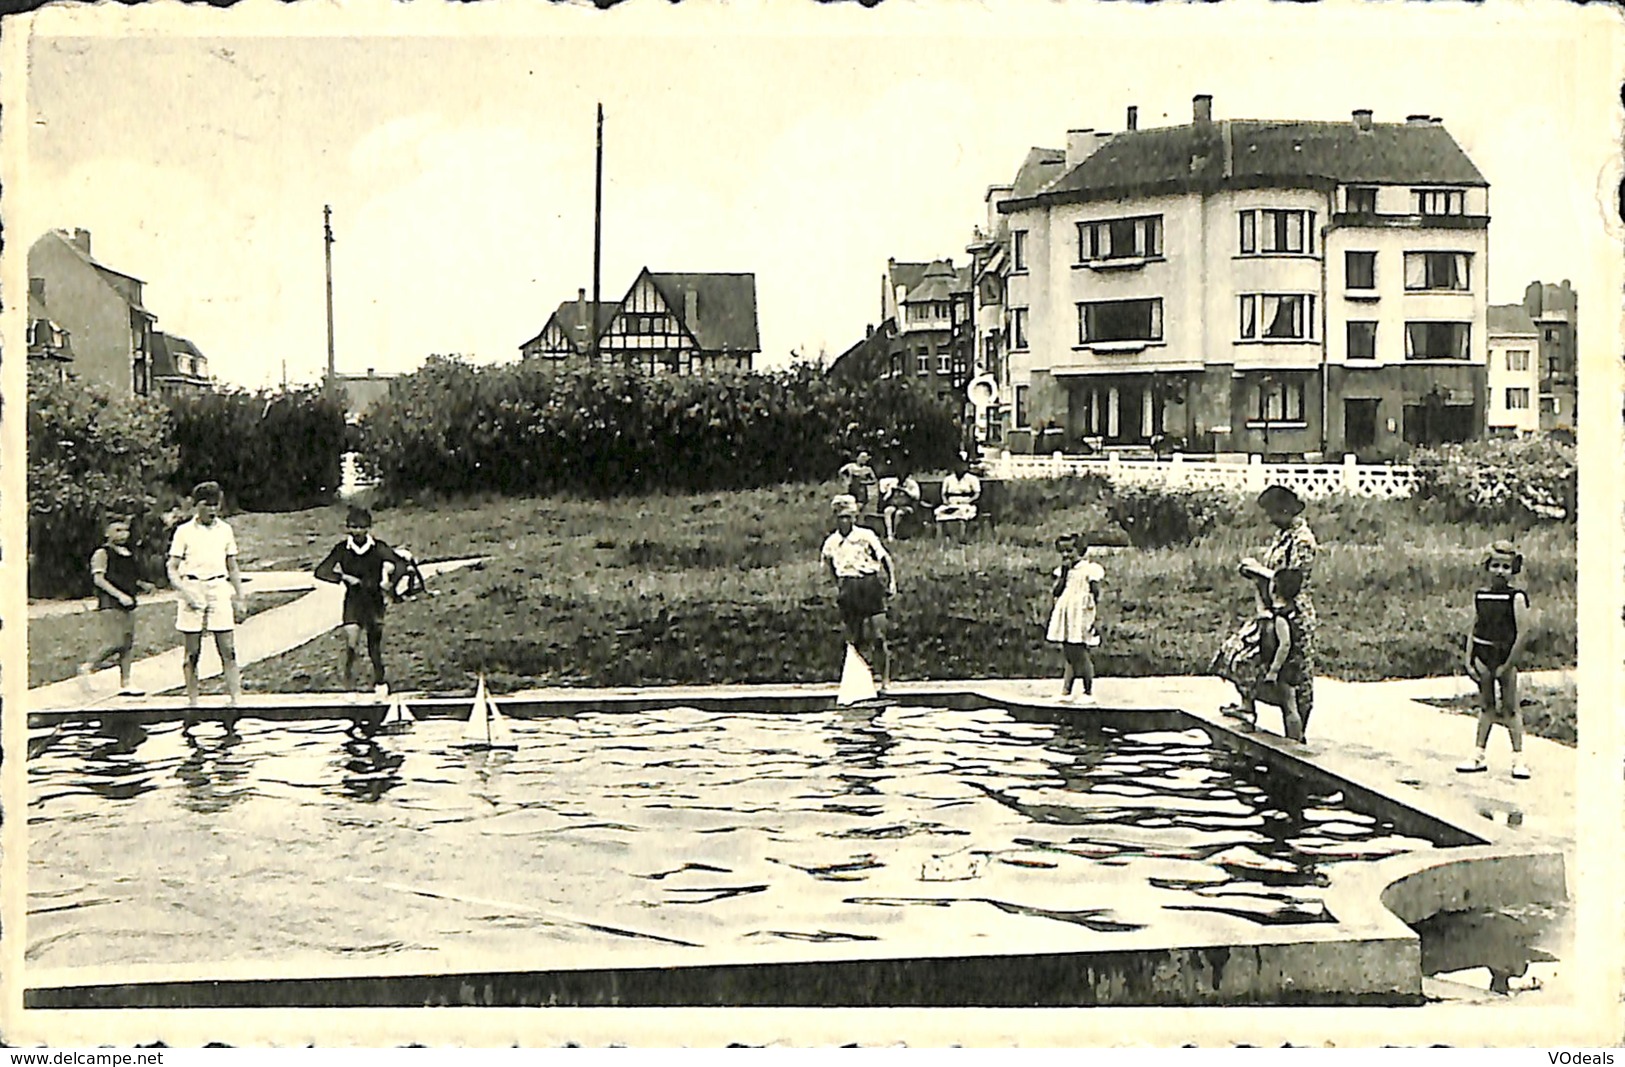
[377,693,417,736]
[458,675,517,750]
[836,643,879,707]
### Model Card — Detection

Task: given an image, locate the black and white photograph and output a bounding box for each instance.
[4,0,1622,1048]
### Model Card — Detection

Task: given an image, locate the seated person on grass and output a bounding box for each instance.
[933,453,981,540]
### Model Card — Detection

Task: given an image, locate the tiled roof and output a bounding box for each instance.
[902,261,961,304]
[1010,147,1066,199]
[522,299,615,351]
[1006,119,1487,210]
[151,332,207,378]
[1487,304,1538,336]
[888,260,933,295]
[647,272,761,352]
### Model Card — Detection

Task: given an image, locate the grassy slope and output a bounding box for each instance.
[228,483,1576,699]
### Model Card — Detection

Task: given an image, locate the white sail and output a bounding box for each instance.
[836,643,878,706]
[378,694,416,734]
[460,675,518,749]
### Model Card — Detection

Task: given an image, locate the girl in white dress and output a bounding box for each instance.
[1046,534,1105,704]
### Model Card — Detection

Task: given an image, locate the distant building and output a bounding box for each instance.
[27,277,75,383]
[596,270,759,374]
[28,229,157,396]
[1486,305,1540,435]
[881,258,973,403]
[333,369,398,422]
[150,332,213,398]
[1520,280,1577,435]
[999,96,1490,457]
[827,320,896,383]
[520,289,617,361]
[522,271,760,374]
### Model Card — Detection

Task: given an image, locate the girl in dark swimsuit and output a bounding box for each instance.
[1458,541,1532,780]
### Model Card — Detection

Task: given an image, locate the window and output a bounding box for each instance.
[1012,230,1028,272]
[1505,388,1530,410]
[1540,396,1559,415]
[1345,251,1377,290]
[1011,307,1029,349]
[1015,384,1030,428]
[1239,209,1316,255]
[1545,329,1560,343]
[890,353,902,377]
[1404,252,1470,291]
[1078,298,1164,344]
[1239,294,1316,341]
[1412,188,1466,215]
[1346,186,1378,213]
[1253,377,1307,424]
[1078,215,1163,261]
[1347,321,1377,360]
[916,351,930,375]
[1405,321,1471,360]
[1506,349,1530,372]
[937,351,952,374]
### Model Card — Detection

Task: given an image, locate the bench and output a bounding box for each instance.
[916,476,1006,538]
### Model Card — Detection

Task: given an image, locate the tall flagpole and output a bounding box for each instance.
[591,104,604,364]
[324,204,336,395]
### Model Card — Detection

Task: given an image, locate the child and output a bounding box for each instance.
[1046,533,1104,704]
[167,481,247,725]
[820,494,896,692]
[78,516,154,696]
[1458,541,1532,779]
[314,506,409,696]
[1250,567,1308,742]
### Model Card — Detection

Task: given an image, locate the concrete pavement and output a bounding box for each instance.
[29,569,320,620]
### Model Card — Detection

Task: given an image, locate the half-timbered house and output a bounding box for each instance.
[596,270,759,374]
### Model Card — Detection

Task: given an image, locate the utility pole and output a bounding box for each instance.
[324,204,336,396]
[590,104,604,364]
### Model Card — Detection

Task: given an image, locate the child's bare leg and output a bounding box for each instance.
[341,623,361,686]
[1059,654,1075,696]
[872,617,891,691]
[215,630,241,707]
[1077,647,1095,695]
[1281,688,1303,741]
[1475,669,1497,750]
[183,632,203,708]
[1500,670,1524,752]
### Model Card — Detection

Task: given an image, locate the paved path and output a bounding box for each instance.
[29,570,320,620]
[29,559,486,710]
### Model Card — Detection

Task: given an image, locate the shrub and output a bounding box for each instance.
[357,357,961,499]
[1412,436,1576,525]
[999,473,1113,526]
[1105,484,1239,549]
[27,372,180,597]
[167,386,348,511]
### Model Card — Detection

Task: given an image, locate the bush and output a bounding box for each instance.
[358,357,961,499]
[1412,437,1576,525]
[999,473,1113,526]
[27,372,180,598]
[167,386,348,511]
[1105,484,1239,549]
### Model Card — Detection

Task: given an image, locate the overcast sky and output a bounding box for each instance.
[17,3,1623,389]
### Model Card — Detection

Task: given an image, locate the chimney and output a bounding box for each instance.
[1065,129,1096,169]
[1430,116,1444,125]
[684,288,699,325]
[1193,94,1213,125]
[70,228,91,254]
[29,277,44,299]
[1352,109,1373,132]
[866,324,875,339]
[366,367,375,378]
[986,183,1014,231]
[1126,105,1138,131]
[577,287,588,344]
[1406,114,1431,126]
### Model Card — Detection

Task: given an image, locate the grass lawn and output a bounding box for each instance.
[226,482,1576,702]
[29,590,306,687]
[1415,677,1578,747]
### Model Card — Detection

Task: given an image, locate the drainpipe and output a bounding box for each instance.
[1320,189,1334,457]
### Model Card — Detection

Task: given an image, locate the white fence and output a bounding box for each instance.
[987,450,1418,500]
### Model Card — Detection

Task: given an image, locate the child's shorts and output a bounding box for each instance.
[1471,639,1512,672]
[837,574,888,625]
[176,578,236,633]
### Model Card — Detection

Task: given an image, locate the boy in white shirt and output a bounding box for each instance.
[167,481,247,727]
[820,494,896,691]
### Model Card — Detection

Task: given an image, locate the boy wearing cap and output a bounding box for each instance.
[1459,541,1532,779]
[315,506,410,696]
[820,494,896,691]
[168,481,246,722]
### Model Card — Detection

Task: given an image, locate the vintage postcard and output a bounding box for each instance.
[3,0,1622,1048]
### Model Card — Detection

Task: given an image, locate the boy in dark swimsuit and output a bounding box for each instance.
[314,507,408,696]
[1458,541,1532,779]
[79,516,154,695]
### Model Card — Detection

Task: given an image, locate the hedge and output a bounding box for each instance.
[167,386,347,512]
[358,357,963,498]
[27,369,180,598]
[1412,436,1577,525]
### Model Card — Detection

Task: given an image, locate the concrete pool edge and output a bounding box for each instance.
[23,681,1571,1008]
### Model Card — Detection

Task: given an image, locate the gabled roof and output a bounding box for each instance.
[524,298,617,351]
[645,272,760,352]
[45,230,153,313]
[888,260,933,295]
[1004,119,1487,211]
[1487,304,1539,336]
